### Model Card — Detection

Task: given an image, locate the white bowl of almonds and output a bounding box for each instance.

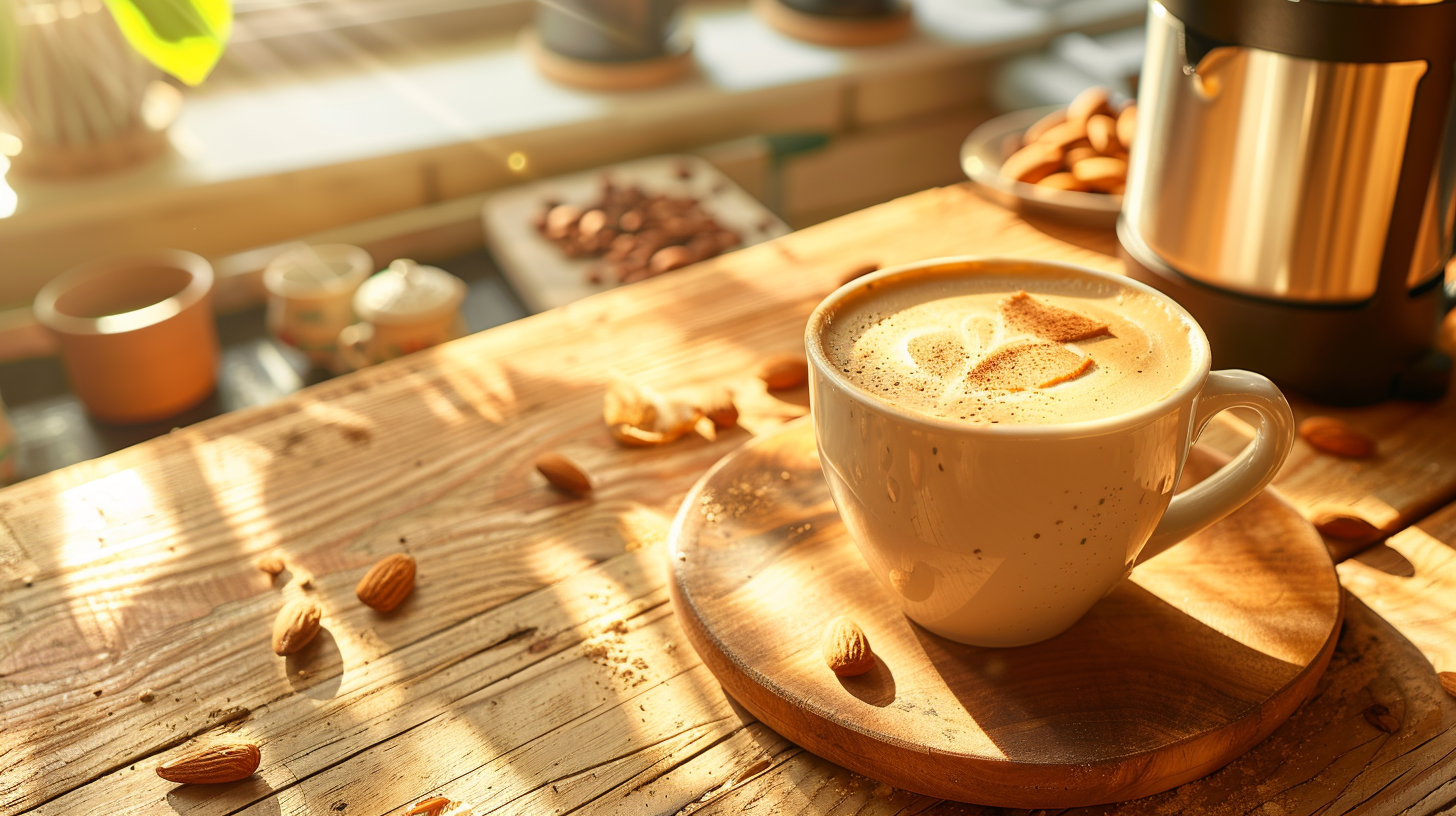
[960,86,1135,228]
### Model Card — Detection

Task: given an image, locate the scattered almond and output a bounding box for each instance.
[156,744,261,785]
[696,387,739,430]
[356,553,416,612]
[1299,416,1375,458]
[536,452,593,495]
[407,796,453,816]
[604,376,704,446]
[1363,703,1400,734]
[1312,510,1381,542]
[271,598,322,656]
[1439,671,1456,699]
[255,554,285,578]
[821,616,875,677]
[758,355,809,391]
[693,415,718,441]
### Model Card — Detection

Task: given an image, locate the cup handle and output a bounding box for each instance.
[1136,370,1295,565]
[336,323,374,373]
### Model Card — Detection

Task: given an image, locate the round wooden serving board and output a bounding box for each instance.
[668,419,1342,808]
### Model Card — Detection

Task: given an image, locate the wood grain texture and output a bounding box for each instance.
[669,419,1342,808]
[2,184,1456,816]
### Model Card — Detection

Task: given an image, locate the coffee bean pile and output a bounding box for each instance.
[534,176,742,285]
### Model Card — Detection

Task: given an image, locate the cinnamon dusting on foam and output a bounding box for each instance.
[821,267,1193,426]
[964,340,1093,392]
[1000,290,1112,342]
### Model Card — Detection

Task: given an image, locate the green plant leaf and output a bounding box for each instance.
[101,0,231,86]
[0,0,19,104]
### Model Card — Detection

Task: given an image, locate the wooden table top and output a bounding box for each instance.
[5,184,1456,816]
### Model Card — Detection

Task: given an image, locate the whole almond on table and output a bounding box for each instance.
[406,796,452,816]
[821,616,875,677]
[759,355,809,391]
[356,553,416,612]
[156,744,261,785]
[1363,703,1400,734]
[693,387,739,429]
[271,597,322,656]
[1440,672,1456,699]
[1299,416,1376,458]
[536,452,593,495]
[255,554,285,577]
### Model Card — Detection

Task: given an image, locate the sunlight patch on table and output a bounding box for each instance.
[430,351,517,425]
[57,468,167,569]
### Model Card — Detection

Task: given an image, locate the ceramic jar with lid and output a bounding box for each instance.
[338,259,467,369]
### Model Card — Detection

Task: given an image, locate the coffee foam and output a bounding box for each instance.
[819,264,1195,426]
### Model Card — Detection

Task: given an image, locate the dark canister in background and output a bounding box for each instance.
[1119,0,1456,405]
[529,0,693,90]
[753,0,912,47]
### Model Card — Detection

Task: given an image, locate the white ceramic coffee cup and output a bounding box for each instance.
[805,257,1295,647]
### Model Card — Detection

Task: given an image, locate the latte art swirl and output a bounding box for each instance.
[820,265,1194,425]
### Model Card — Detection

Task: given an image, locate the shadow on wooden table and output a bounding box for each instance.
[1017,213,1121,258]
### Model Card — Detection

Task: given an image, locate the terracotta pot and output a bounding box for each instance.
[35,250,218,424]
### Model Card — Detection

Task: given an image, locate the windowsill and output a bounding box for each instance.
[0,0,1143,310]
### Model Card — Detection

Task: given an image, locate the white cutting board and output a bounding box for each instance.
[482,154,791,313]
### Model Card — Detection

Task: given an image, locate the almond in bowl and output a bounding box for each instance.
[1000,86,1135,196]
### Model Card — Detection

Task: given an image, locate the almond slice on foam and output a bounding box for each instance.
[999,291,1111,343]
[963,340,1094,393]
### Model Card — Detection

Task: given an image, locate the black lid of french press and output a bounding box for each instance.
[1160,0,1456,66]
